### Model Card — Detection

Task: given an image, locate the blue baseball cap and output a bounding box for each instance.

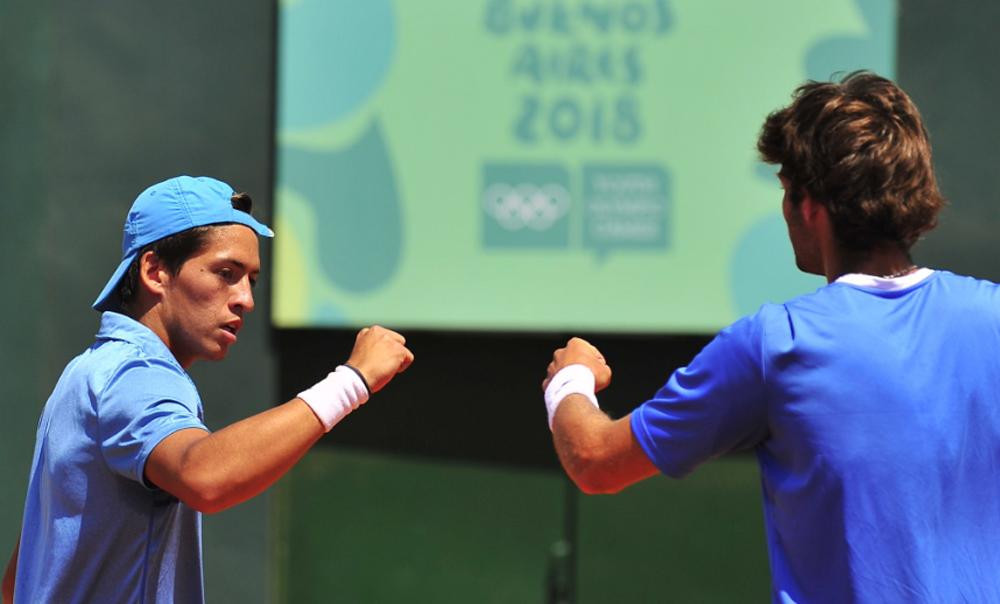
[93,175,274,311]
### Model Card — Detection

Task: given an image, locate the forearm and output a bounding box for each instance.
[146,327,411,514]
[149,399,324,514]
[552,396,657,494]
[552,396,626,492]
[3,535,18,604]
[543,341,658,494]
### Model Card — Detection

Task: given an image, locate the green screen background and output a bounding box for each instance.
[274,0,894,332]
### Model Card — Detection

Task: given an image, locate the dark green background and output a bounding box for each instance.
[3,1,998,602]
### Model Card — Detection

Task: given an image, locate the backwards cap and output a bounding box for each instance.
[92,175,274,311]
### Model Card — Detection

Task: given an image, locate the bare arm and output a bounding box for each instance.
[146,326,413,514]
[3,534,17,604]
[544,338,658,494]
[145,400,322,514]
[551,397,658,494]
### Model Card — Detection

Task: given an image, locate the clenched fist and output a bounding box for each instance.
[346,326,414,393]
[543,337,612,392]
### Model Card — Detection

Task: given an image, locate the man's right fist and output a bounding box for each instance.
[543,337,612,392]
[346,326,414,393]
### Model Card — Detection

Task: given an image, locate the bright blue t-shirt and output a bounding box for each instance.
[632,270,1000,603]
[16,312,208,603]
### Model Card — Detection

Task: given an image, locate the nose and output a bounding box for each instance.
[232,277,255,314]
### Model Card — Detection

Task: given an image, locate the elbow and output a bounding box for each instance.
[173,467,234,515]
[146,433,241,515]
[184,495,228,515]
[569,466,627,495]
[562,447,627,495]
[179,483,229,515]
[553,414,642,495]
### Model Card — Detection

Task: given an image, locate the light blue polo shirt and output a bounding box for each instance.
[632,270,1000,602]
[16,312,208,603]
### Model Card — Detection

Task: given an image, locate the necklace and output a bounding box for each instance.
[880,265,918,279]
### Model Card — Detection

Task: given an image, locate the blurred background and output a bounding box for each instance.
[2,0,998,602]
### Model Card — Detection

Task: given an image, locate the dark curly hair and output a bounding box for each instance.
[115,192,256,314]
[758,71,945,251]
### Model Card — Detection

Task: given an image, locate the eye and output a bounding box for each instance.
[218,267,239,284]
[249,276,258,289]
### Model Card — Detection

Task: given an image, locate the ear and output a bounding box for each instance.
[137,250,170,300]
[798,194,829,229]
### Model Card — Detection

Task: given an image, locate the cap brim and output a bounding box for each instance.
[92,252,138,312]
[229,209,274,238]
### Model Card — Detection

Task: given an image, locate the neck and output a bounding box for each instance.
[130,299,194,369]
[824,244,915,283]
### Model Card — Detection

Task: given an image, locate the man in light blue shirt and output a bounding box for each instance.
[15,313,209,602]
[542,72,1000,602]
[4,176,415,603]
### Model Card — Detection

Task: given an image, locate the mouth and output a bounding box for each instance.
[221,322,241,340]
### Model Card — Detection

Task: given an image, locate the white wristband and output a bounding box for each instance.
[297,365,370,432]
[544,364,599,430]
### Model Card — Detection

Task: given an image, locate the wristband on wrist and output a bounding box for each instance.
[544,364,600,430]
[296,365,370,432]
[341,363,372,395]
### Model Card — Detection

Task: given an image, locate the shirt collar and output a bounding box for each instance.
[834,267,935,291]
[96,311,180,366]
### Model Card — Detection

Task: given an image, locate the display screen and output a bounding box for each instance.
[273,0,894,332]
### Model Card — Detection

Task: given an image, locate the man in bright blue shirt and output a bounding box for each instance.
[542,72,1000,602]
[4,176,415,603]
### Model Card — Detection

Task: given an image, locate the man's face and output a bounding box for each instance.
[158,224,261,368]
[781,176,822,275]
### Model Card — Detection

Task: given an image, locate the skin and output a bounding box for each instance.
[140,224,263,369]
[2,539,15,604]
[544,338,657,494]
[137,225,413,513]
[545,176,917,495]
[3,225,413,599]
[780,176,915,282]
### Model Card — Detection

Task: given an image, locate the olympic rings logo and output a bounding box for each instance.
[482,183,571,231]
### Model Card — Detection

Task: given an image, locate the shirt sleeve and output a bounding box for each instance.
[631,309,770,478]
[97,357,208,488]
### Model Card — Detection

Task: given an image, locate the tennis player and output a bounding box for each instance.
[3,176,413,603]
[542,72,1000,602]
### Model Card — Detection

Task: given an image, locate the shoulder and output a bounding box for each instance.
[683,306,786,382]
[928,269,1000,296]
[721,301,795,348]
[92,340,198,408]
[918,270,1000,326]
[726,286,846,364]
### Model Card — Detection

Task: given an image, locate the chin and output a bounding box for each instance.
[203,345,231,362]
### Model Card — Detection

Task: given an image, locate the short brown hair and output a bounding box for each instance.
[757,71,945,251]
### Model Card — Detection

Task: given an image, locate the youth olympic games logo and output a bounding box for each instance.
[482,183,571,231]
